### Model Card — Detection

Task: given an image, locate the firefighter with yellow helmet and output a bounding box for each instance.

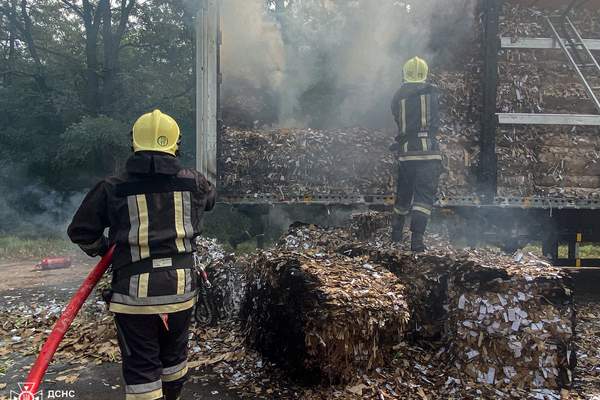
[68,110,216,400]
[390,57,442,252]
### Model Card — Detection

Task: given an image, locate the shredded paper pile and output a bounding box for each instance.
[222,213,587,398]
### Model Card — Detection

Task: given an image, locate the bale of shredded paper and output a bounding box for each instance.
[241,249,410,383]
[259,219,577,390]
[446,259,576,390]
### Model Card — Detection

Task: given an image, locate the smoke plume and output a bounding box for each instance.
[221,0,476,129]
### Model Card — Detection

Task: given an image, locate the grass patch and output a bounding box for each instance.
[0,236,75,261]
[523,243,600,259]
[578,244,600,258]
[558,244,600,259]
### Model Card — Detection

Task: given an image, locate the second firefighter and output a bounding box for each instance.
[390,56,442,252]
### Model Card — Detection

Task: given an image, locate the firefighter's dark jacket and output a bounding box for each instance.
[68,152,216,314]
[391,82,442,162]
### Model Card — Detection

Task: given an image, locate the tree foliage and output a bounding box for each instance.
[0,0,197,194]
[0,0,199,233]
[56,116,131,189]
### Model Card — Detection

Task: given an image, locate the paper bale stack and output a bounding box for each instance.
[247,216,578,390]
[219,80,482,199]
[446,259,576,389]
[339,244,453,339]
[241,246,410,383]
[219,3,600,201]
[219,127,396,196]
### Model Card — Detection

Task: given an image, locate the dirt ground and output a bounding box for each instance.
[0,257,92,292]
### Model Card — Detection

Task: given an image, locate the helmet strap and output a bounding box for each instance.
[130,130,135,153]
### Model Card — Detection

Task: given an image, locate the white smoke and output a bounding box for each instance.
[221,0,476,128]
[221,0,285,91]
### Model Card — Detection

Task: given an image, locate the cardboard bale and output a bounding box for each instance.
[497,126,600,198]
[273,218,577,391]
[345,246,453,339]
[446,255,576,390]
[241,244,410,383]
[273,222,453,340]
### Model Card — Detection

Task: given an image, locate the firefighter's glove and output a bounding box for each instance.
[396,134,408,144]
[78,235,110,257]
[390,134,407,152]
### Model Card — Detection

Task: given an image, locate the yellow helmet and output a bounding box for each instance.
[132,110,180,156]
[403,57,429,83]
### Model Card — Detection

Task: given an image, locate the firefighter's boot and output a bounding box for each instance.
[391,216,405,243]
[163,385,183,400]
[411,232,426,253]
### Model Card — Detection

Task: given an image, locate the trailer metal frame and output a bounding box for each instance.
[497,113,600,125]
[501,37,600,50]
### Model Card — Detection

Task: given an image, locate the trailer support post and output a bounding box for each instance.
[479,0,501,201]
[196,0,219,184]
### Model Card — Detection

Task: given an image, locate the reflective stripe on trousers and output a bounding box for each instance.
[125,380,162,400]
[162,360,189,382]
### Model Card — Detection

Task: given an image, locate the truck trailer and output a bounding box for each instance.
[196,0,600,267]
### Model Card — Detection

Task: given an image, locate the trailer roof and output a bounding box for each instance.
[507,0,600,10]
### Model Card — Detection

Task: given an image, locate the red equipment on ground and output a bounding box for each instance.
[21,246,115,399]
[36,257,72,270]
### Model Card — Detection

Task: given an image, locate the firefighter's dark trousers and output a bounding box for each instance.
[393,160,441,239]
[114,309,192,400]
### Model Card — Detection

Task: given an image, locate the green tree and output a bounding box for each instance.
[0,0,199,234]
[0,0,197,191]
[55,116,131,189]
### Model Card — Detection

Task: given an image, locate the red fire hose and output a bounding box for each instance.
[21,246,115,398]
